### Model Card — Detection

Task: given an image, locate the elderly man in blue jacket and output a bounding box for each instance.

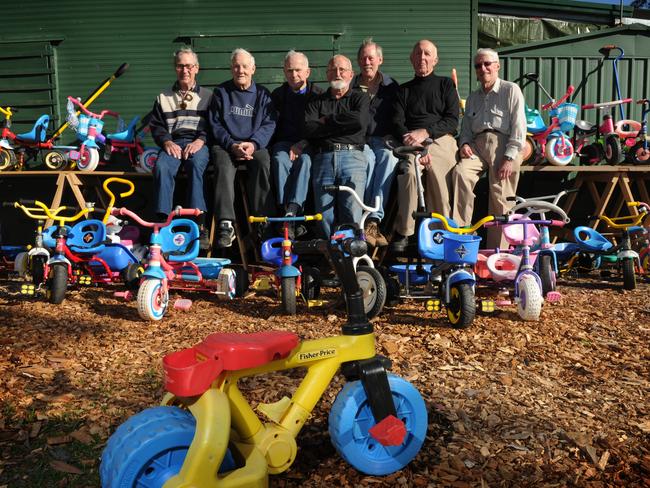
[209,48,276,248]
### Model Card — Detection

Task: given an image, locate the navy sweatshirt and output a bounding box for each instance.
[271,81,323,144]
[209,80,276,150]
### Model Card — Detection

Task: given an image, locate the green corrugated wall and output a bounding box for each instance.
[0,0,477,136]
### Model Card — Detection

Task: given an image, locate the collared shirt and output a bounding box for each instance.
[303,87,370,147]
[352,72,399,138]
[459,77,526,160]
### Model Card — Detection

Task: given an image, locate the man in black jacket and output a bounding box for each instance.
[270,51,323,236]
[391,40,460,252]
[304,54,370,238]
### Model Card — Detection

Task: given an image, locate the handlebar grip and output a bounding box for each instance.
[2,201,16,208]
[322,185,338,192]
[341,238,368,258]
[549,220,566,228]
[18,199,37,206]
[412,211,432,219]
[248,216,267,223]
[506,196,517,202]
[115,63,129,78]
[494,215,509,223]
[305,214,323,221]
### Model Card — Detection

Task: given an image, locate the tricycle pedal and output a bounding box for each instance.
[306,299,324,307]
[480,299,495,313]
[425,299,441,312]
[78,275,92,285]
[545,291,562,303]
[252,276,274,291]
[20,283,35,295]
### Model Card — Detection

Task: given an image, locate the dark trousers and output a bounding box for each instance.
[211,145,275,222]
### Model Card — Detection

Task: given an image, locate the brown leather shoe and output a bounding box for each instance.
[364,221,378,247]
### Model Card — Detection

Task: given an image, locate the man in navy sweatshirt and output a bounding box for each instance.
[209,48,277,248]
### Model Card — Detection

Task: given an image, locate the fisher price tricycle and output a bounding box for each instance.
[112,206,246,320]
[100,231,428,487]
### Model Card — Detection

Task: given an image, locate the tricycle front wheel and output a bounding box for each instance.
[137,279,168,321]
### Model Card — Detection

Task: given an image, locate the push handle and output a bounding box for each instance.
[323,184,380,214]
[114,63,129,78]
[582,98,633,110]
[102,177,135,223]
[542,85,575,111]
[508,200,570,223]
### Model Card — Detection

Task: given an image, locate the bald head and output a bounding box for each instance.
[327,54,354,92]
[410,40,438,77]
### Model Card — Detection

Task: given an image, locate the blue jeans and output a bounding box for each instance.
[363,136,398,221]
[153,138,209,215]
[271,141,312,210]
[312,149,367,237]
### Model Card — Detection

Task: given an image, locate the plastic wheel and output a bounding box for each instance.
[226,264,249,297]
[31,255,47,286]
[356,265,386,319]
[0,148,17,170]
[630,142,650,165]
[328,373,427,476]
[100,406,236,488]
[137,279,168,321]
[446,282,475,329]
[138,147,158,173]
[48,263,68,304]
[217,267,236,300]
[43,150,68,170]
[522,136,542,165]
[77,147,100,171]
[300,265,321,300]
[579,143,603,165]
[604,135,623,164]
[538,254,556,296]
[122,262,143,290]
[377,266,401,306]
[621,257,636,290]
[517,276,543,321]
[545,136,574,166]
[13,252,28,277]
[281,276,297,315]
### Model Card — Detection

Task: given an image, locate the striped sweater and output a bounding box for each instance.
[149,83,213,146]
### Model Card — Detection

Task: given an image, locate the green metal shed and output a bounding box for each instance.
[0,0,478,136]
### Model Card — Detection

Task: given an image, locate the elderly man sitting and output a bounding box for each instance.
[209,48,277,248]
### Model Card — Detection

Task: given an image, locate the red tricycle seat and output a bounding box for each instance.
[163,331,299,397]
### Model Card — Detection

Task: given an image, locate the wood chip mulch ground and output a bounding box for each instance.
[0,274,649,487]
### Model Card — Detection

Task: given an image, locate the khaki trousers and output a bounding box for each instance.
[451,131,521,249]
[394,134,458,236]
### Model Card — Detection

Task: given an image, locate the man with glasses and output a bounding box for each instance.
[451,48,526,248]
[209,48,277,248]
[390,39,460,253]
[304,54,369,238]
[150,47,213,250]
[270,50,323,238]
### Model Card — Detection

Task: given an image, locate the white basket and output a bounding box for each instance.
[557,103,578,132]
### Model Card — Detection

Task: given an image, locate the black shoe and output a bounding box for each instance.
[390,233,409,253]
[199,227,211,251]
[216,221,235,248]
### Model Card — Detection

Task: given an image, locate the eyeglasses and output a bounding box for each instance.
[175,64,196,71]
[474,61,496,69]
[327,67,351,73]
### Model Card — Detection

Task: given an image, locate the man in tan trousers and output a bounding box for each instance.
[391,40,460,252]
[452,48,526,249]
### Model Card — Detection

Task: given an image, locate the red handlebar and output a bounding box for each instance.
[582,98,633,110]
[542,85,575,111]
[67,96,120,120]
[111,207,202,228]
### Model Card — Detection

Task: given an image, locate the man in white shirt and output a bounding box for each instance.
[452,48,526,249]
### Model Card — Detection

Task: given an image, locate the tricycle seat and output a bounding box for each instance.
[163,331,299,397]
[106,116,139,142]
[194,257,231,278]
[16,114,49,142]
[574,226,613,252]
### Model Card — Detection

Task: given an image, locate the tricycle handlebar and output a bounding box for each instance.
[112,206,202,228]
[542,85,575,111]
[508,200,570,223]
[412,212,503,234]
[249,214,322,223]
[67,96,119,120]
[323,184,380,214]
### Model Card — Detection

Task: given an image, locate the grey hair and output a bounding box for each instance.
[357,37,383,59]
[475,48,499,63]
[174,46,199,66]
[231,48,255,66]
[284,50,309,67]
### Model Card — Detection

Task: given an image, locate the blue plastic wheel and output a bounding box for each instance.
[100,406,236,488]
[328,374,427,475]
